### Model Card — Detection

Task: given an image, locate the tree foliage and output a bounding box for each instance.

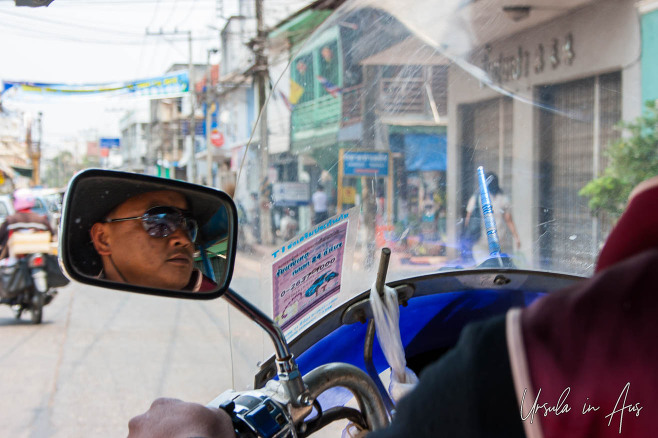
[580,101,658,218]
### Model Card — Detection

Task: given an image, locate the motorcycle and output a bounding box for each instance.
[57,0,651,435]
[0,235,64,324]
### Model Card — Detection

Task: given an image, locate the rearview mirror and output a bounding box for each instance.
[59,169,237,299]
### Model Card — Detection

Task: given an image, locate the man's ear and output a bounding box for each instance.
[90,223,112,256]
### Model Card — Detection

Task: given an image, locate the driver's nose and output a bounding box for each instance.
[168,227,193,247]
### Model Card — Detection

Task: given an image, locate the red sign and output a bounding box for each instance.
[210,129,224,147]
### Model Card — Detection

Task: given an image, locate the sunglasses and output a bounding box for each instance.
[105,206,199,242]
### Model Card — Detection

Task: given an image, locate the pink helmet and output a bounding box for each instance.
[13,196,36,211]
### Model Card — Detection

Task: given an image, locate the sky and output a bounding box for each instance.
[0,0,307,158]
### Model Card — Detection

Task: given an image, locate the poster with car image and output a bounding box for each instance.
[271,211,354,338]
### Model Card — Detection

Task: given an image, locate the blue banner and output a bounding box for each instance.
[343,151,389,176]
[1,71,189,100]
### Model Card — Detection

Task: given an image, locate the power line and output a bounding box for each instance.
[175,0,199,29]
[0,8,144,36]
[161,0,180,30]
[0,20,217,45]
[0,0,213,4]
[146,0,162,30]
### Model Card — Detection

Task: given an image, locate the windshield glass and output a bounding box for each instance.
[1,0,651,396]
[223,0,649,386]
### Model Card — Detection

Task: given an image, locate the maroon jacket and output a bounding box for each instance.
[184,268,218,292]
[510,184,658,438]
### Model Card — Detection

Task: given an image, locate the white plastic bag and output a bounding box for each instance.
[369,282,418,402]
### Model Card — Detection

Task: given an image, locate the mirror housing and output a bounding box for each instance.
[59,169,237,300]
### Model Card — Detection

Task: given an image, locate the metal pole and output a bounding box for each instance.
[34,112,42,186]
[255,0,272,244]
[205,49,215,186]
[188,30,197,184]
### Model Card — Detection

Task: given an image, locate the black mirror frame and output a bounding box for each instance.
[58,169,238,300]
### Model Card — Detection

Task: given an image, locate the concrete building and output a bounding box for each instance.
[0,109,31,192]
[119,106,149,173]
[443,0,641,273]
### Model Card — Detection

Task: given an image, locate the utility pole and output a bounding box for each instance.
[205,48,219,186]
[145,29,196,182]
[25,112,42,186]
[188,30,197,184]
[254,0,273,244]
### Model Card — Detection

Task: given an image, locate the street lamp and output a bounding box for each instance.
[205,48,219,187]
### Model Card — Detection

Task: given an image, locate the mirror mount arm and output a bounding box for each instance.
[223,288,310,407]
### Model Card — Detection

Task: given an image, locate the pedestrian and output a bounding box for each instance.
[248,192,260,243]
[462,172,520,264]
[311,185,328,225]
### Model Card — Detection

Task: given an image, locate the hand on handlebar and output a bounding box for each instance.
[127,398,236,438]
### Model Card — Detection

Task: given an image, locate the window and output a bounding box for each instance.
[291,53,314,104]
[318,41,339,97]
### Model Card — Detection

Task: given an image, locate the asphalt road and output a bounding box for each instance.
[0,247,425,437]
[0,268,264,438]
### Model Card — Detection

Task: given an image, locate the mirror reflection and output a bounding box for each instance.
[62,170,234,295]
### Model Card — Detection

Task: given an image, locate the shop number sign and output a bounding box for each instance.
[481,33,575,83]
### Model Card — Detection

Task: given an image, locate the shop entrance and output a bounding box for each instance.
[537,71,621,273]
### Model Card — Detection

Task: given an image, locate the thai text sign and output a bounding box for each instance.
[99,138,120,149]
[272,216,348,331]
[343,151,389,176]
[273,182,310,206]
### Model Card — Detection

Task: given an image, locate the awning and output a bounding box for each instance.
[403,133,446,172]
[11,165,33,178]
[269,9,333,46]
[360,36,450,66]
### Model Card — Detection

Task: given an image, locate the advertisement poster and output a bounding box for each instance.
[269,209,357,340]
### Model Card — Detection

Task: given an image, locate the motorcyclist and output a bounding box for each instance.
[126,177,658,438]
[278,208,298,242]
[88,189,217,292]
[0,194,54,258]
[0,194,54,300]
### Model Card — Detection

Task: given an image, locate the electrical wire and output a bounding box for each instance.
[0,8,143,37]
[175,0,199,29]
[0,19,217,45]
[146,0,162,32]
[160,0,180,31]
[0,0,212,4]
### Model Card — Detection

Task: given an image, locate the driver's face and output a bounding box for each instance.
[94,190,195,290]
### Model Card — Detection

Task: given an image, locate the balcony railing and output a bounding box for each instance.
[292,94,341,134]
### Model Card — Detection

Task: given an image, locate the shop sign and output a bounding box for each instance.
[99,138,120,149]
[481,33,575,83]
[273,182,310,206]
[343,151,389,176]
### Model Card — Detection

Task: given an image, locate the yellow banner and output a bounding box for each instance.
[290,79,305,105]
